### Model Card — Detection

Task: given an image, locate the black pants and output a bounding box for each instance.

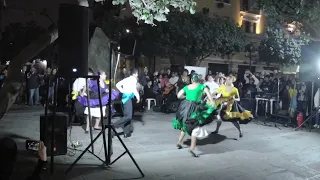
[113,98,133,134]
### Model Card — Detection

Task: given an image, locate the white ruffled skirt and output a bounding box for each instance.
[84,106,106,118]
[191,127,209,138]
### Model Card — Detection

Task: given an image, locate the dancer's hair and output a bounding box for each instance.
[130,68,138,75]
[191,74,200,83]
[88,68,94,74]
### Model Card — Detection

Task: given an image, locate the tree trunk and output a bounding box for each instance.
[0,0,89,119]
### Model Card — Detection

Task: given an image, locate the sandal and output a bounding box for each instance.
[188,150,199,157]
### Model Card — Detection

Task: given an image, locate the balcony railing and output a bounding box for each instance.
[240,11,261,23]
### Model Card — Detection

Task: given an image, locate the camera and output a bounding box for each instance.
[26,140,39,151]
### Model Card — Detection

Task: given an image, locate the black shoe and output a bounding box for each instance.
[239,132,243,138]
[212,130,219,134]
[176,144,183,149]
[188,150,199,157]
[124,133,131,138]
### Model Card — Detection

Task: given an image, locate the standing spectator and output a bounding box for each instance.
[48,68,57,104]
[119,67,129,80]
[298,82,308,116]
[166,69,171,78]
[139,67,149,87]
[27,67,41,106]
[204,74,219,94]
[17,66,28,104]
[177,69,190,91]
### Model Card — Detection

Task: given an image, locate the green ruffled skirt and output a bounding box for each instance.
[172,100,217,135]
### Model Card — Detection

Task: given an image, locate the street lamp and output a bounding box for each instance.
[125,29,130,33]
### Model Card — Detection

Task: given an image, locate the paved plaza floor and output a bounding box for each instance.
[2,105,320,180]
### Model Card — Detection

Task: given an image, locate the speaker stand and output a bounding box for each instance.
[63,74,144,178]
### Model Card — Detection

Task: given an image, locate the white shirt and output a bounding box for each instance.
[204,81,219,94]
[72,78,86,92]
[315,89,320,107]
[169,76,179,85]
[116,76,140,99]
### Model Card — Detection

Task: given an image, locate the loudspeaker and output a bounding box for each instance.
[40,113,68,156]
[58,4,90,77]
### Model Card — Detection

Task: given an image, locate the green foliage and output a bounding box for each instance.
[254,0,316,65]
[255,0,320,26]
[140,12,245,64]
[259,26,310,65]
[95,0,196,25]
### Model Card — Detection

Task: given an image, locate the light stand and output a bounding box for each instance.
[44,75,106,175]
[65,43,144,178]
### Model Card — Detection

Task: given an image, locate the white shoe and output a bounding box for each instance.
[314,124,318,128]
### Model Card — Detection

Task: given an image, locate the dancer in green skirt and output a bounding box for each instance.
[172,74,217,157]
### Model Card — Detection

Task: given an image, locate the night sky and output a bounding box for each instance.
[2,0,61,30]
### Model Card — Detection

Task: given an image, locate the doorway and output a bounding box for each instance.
[208,63,228,75]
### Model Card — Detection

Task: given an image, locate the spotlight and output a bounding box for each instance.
[42,60,47,67]
[117,46,120,50]
[126,29,130,33]
[72,68,77,72]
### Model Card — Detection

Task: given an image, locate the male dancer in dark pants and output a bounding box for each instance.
[113,68,140,138]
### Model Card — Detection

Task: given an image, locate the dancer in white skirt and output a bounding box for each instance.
[172,74,217,157]
[79,71,119,133]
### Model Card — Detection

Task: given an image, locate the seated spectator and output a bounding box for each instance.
[160,74,169,89]
[168,72,179,85]
[144,80,156,99]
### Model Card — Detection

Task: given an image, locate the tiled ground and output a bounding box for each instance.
[2,105,320,180]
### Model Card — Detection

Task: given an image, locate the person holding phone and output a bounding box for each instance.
[0,138,47,180]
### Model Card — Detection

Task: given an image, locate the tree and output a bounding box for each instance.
[0,0,198,119]
[255,0,314,65]
[140,12,245,65]
[259,26,310,65]
[256,0,320,37]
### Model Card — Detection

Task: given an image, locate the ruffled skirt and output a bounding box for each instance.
[77,90,120,108]
[220,101,253,124]
[172,100,217,138]
[84,106,106,118]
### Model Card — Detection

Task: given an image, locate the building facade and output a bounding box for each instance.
[193,0,273,74]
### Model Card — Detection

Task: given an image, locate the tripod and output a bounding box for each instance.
[64,46,144,177]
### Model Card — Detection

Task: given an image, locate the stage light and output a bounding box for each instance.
[117,46,120,50]
[72,68,77,72]
[42,60,47,67]
[126,29,130,33]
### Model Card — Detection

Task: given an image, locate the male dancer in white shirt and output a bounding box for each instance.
[113,68,140,138]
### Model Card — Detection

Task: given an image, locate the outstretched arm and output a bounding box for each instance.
[233,89,240,101]
[177,89,186,99]
[204,87,214,105]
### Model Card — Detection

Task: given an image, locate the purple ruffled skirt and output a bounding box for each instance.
[77,90,120,108]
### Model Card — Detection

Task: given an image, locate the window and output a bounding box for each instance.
[202,8,210,15]
[215,0,231,4]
